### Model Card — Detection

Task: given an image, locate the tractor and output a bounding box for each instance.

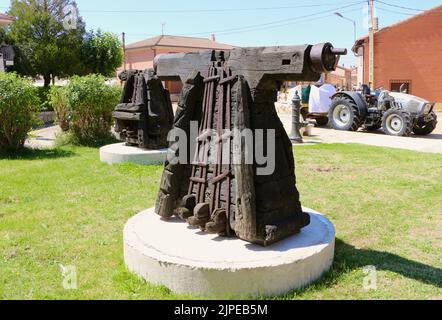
[329,85,438,137]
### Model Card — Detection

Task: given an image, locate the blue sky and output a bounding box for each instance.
[1,0,441,66]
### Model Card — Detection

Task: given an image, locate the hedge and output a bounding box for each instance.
[51,74,121,146]
[0,73,39,151]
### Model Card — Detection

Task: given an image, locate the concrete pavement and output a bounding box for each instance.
[278,112,442,154]
[25,125,61,149]
[24,112,442,154]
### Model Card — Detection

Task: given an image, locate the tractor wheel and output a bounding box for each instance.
[329,96,363,131]
[382,109,413,137]
[301,107,309,122]
[315,116,329,127]
[413,114,437,136]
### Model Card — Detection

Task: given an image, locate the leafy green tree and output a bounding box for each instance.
[81,29,123,77]
[0,27,9,43]
[8,0,86,86]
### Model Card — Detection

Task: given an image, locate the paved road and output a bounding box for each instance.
[279,112,442,154]
[25,112,442,154]
[25,126,61,149]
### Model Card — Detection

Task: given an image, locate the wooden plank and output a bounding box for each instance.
[115,103,145,112]
[112,112,142,121]
[232,76,258,243]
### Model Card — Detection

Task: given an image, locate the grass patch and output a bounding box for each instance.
[0,144,441,300]
[54,131,120,148]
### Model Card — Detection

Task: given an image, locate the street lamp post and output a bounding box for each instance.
[334,12,357,43]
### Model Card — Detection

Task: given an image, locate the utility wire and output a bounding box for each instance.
[375,0,425,12]
[195,8,363,37]
[376,6,415,16]
[124,6,362,40]
[123,5,363,39]
[0,1,364,14]
[376,3,442,17]
[52,1,363,14]
[178,2,365,37]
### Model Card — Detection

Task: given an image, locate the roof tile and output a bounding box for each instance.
[0,13,13,25]
[126,35,234,50]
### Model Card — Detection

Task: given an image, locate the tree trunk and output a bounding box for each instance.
[43,74,51,87]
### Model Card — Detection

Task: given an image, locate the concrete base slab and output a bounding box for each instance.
[124,207,335,297]
[100,143,167,165]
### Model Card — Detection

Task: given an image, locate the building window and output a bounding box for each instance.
[390,80,412,94]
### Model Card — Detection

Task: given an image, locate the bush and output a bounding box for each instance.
[60,74,121,146]
[49,86,70,131]
[35,86,54,112]
[0,73,39,151]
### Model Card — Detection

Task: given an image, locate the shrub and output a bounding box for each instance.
[49,86,70,131]
[62,74,121,146]
[0,73,39,151]
[36,86,54,112]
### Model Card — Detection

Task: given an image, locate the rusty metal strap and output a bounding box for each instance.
[203,75,221,83]
[191,162,208,167]
[219,75,238,85]
[211,171,231,185]
[214,131,233,144]
[190,177,206,184]
[196,130,213,142]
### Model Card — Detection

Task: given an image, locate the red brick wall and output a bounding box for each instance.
[363,7,442,103]
[325,67,353,89]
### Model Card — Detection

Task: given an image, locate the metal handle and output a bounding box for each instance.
[331,48,348,55]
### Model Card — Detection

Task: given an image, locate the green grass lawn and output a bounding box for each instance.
[0,144,441,300]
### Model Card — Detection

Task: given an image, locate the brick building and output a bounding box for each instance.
[325,66,353,90]
[0,13,13,25]
[122,35,234,96]
[352,5,442,104]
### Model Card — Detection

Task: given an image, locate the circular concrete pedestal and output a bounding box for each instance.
[124,207,335,297]
[100,143,167,165]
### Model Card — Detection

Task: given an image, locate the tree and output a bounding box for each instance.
[81,29,123,77]
[0,27,9,44]
[8,0,86,86]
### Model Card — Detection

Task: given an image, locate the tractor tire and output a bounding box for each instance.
[315,116,329,127]
[413,121,437,136]
[413,113,437,136]
[301,107,309,122]
[329,96,363,131]
[382,109,413,137]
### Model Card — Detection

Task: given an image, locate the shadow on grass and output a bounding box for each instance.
[335,240,441,287]
[282,239,442,298]
[73,136,120,148]
[55,132,120,149]
[0,148,76,160]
